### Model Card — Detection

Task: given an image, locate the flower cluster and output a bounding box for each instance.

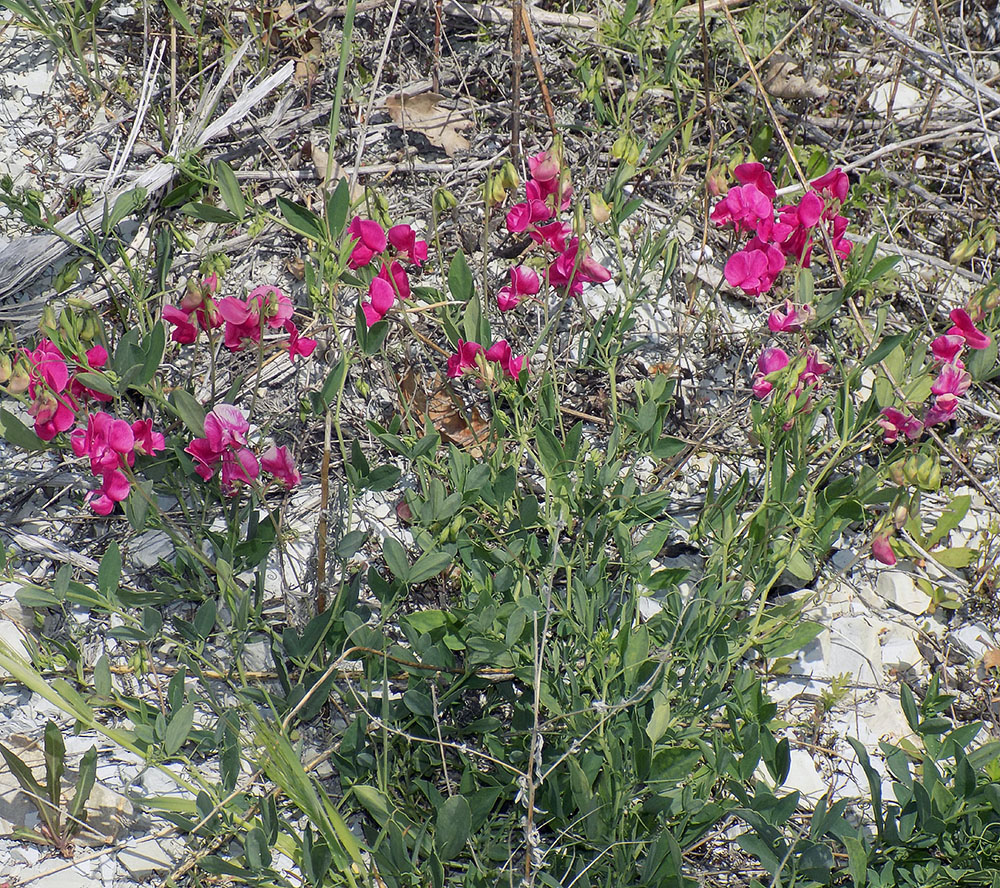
[163,278,316,363]
[503,149,611,302]
[345,219,427,327]
[877,307,992,446]
[185,404,301,494]
[713,163,853,296]
[447,339,525,381]
[71,413,165,515]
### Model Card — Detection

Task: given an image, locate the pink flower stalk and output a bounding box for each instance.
[447,340,485,378]
[751,347,790,399]
[877,407,923,444]
[484,340,526,379]
[724,239,785,296]
[497,266,540,312]
[283,320,317,362]
[733,162,777,200]
[506,199,552,233]
[767,301,812,333]
[387,224,428,266]
[710,183,774,237]
[377,260,411,301]
[811,168,850,204]
[217,297,263,351]
[947,308,991,350]
[871,536,897,566]
[930,334,966,364]
[931,362,971,399]
[347,217,387,268]
[261,444,301,488]
[362,276,396,327]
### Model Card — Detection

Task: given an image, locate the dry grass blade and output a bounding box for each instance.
[384,91,472,156]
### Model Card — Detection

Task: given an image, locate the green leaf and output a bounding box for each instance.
[933,546,977,568]
[163,704,195,756]
[844,835,868,887]
[16,584,61,608]
[902,684,921,734]
[135,322,166,387]
[214,161,245,220]
[181,201,239,224]
[98,542,122,598]
[43,721,65,808]
[863,334,906,368]
[161,0,194,34]
[447,251,473,302]
[0,408,48,451]
[325,178,350,237]
[408,549,453,585]
[67,746,97,830]
[866,254,902,282]
[461,293,482,345]
[757,621,824,659]
[169,389,206,437]
[102,187,147,234]
[382,538,410,584]
[435,795,470,860]
[277,196,325,242]
[535,426,564,476]
[74,371,117,397]
[94,655,112,698]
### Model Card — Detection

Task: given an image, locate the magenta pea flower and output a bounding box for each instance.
[930,334,965,364]
[751,347,790,399]
[733,162,777,200]
[283,320,317,362]
[947,308,991,350]
[485,340,526,379]
[811,168,850,204]
[767,300,812,333]
[877,407,923,444]
[130,419,165,457]
[710,183,774,237]
[217,296,263,351]
[261,444,301,488]
[497,266,540,312]
[931,363,971,399]
[185,404,259,493]
[249,285,294,330]
[377,260,411,301]
[924,394,959,428]
[347,217,387,269]
[506,199,552,233]
[871,535,897,566]
[724,240,785,296]
[387,224,428,266]
[23,340,77,440]
[529,221,572,253]
[362,276,396,327]
[447,340,485,378]
[71,412,134,477]
[163,305,199,344]
[528,149,560,185]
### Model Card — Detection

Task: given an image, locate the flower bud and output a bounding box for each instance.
[59,306,80,340]
[486,175,507,208]
[611,134,640,165]
[181,277,204,312]
[433,188,457,213]
[500,161,520,190]
[39,304,58,338]
[80,314,98,342]
[889,460,906,486]
[7,363,29,394]
[706,164,729,197]
[893,505,909,528]
[950,237,977,265]
[0,353,10,384]
[985,227,997,254]
[573,202,586,236]
[589,191,611,224]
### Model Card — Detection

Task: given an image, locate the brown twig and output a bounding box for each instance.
[520,5,558,138]
[510,0,523,163]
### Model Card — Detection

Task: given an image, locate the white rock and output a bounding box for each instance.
[876,571,927,615]
[880,624,923,670]
[798,616,883,683]
[0,620,31,675]
[118,835,175,878]
[129,530,174,568]
[16,861,96,888]
[948,623,996,660]
[784,748,828,803]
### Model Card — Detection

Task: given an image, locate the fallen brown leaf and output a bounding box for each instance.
[398,369,490,456]
[385,92,472,157]
[983,648,1000,671]
[764,57,830,101]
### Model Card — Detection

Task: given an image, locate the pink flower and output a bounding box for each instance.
[388,224,428,266]
[377,260,411,301]
[924,394,959,428]
[185,404,259,494]
[220,447,260,491]
[930,334,965,364]
[528,150,560,185]
[811,168,850,204]
[877,407,923,444]
[261,444,301,487]
[506,199,552,233]
[871,536,896,566]
[931,363,971,399]
[217,297,262,351]
[130,419,165,457]
[204,403,250,452]
[776,191,825,266]
[347,217,387,268]
[248,285,293,330]
[547,240,611,296]
[69,345,112,404]
[767,300,812,332]
[828,214,853,260]
[163,305,198,344]
[527,173,572,211]
[446,340,484,378]
[497,266,540,311]
[71,411,135,476]
[751,347,790,399]
[724,240,785,296]
[88,469,131,516]
[947,308,991,350]
[362,276,396,327]
[710,183,774,237]
[485,340,526,379]
[734,162,777,200]
[529,221,572,253]
[283,320,317,362]
[23,340,77,440]
[799,349,832,388]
